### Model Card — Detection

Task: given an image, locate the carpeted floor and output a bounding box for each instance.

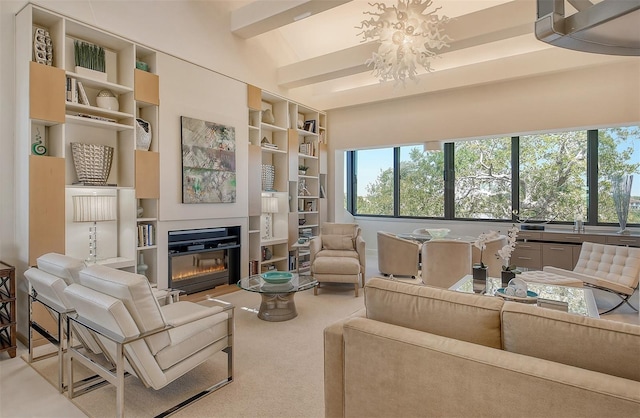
[26,284,365,418]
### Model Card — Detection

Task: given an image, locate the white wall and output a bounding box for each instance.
[327,62,640,246]
[154,52,249,288]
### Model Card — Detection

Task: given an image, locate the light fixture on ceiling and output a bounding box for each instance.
[535,0,640,56]
[356,0,451,84]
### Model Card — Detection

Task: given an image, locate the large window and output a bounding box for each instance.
[348,125,639,227]
[354,148,394,216]
[455,138,512,219]
[597,126,640,224]
[519,131,588,223]
[399,146,444,217]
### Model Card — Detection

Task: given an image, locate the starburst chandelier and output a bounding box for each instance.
[357,0,451,84]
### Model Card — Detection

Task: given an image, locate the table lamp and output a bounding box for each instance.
[261,196,280,240]
[72,194,117,263]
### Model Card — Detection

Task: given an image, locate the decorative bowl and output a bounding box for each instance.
[260,271,293,284]
[426,228,450,239]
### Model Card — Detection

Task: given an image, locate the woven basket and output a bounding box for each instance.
[71,143,114,185]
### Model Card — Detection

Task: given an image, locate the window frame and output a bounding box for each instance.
[346,127,638,227]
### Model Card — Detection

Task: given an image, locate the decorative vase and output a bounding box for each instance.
[135,118,152,150]
[262,108,275,124]
[612,174,633,235]
[501,270,516,288]
[262,164,275,191]
[137,253,148,277]
[33,27,53,66]
[96,89,119,111]
[472,265,487,294]
[137,199,144,218]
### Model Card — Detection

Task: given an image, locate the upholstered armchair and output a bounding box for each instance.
[377,231,420,278]
[24,253,103,392]
[310,223,366,296]
[472,234,507,278]
[541,242,640,314]
[422,239,472,288]
[63,264,234,417]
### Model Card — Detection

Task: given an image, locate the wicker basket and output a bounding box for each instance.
[71,142,114,185]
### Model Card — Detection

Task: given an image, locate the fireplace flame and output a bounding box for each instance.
[172,264,226,281]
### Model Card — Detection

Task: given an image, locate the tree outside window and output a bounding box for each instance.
[355,148,394,215]
[598,126,640,224]
[454,138,512,219]
[399,146,444,217]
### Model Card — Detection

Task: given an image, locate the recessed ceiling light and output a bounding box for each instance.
[293,11,312,22]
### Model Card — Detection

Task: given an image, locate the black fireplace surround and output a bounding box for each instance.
[168,226,240,294]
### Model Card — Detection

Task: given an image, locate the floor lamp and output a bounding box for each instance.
[72,194,117,263]
[261,196,280,240]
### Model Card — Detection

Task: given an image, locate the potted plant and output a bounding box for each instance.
[472,231,499,292]
[298,165,309,175]
[74,40,106,81]
[497,225,521,287]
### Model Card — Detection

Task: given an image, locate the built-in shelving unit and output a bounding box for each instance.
[16,4,160,283]
[247,85,327,274]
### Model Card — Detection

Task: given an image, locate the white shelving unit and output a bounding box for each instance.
[247,86,327,274]
[16,4,160,283]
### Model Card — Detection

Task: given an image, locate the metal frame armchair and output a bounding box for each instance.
[24,253,103,392]
[543,242,640,314]
[63,264,234,417]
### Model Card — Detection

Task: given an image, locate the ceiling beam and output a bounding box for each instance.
[231,0,352,39]
[277,1,535,88]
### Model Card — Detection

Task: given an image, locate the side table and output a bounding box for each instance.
[0,261,16,358]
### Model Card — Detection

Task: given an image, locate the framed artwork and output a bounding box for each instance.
[181,116,236,203]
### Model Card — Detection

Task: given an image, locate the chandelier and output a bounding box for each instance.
[357,0,451,84]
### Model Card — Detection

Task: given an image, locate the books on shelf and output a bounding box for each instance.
[77,81,90,106]
[66,76,78,103]
[76,113,117,123]
[137,223,155,247]
[261,143,279,150]
[299,141,318,156]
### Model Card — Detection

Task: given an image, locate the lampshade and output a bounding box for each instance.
[261,196,279,214]
[73,195,117,222]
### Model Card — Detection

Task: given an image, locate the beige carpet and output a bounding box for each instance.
[26,284,365,418]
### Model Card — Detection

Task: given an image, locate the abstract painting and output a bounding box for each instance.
[181,116,236,203]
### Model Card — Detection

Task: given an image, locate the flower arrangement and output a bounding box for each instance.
[497,225,520,272]
[473,230,500,269]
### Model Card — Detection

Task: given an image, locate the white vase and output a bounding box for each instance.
[262,108,275,125]
[135,118,152,150]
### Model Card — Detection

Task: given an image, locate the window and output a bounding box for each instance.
[354,148,394,215]
[454,138,512,219]
[598,126,640,224]
[399,146,444,217]
[519,131,588,223]
[346,125,639,227]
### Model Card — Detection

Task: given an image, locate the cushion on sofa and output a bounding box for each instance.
[502,302,640,382]
[364,278,504,349]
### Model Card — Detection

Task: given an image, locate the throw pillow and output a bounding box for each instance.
[323,234,355,250]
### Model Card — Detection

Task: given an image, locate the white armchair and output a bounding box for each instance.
[63,264,233,417]
[542,242,640,314]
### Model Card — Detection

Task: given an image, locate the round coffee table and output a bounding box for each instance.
[236,273,318,322]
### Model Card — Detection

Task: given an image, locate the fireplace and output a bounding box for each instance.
[168,226,241,294]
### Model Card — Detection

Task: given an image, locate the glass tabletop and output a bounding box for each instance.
[236,273,317,294]
[451,275,598,317]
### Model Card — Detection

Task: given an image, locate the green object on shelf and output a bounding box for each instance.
[74,40,105,73]
[136,60,149,71]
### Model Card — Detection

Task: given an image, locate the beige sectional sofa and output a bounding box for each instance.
[324,278,640,418]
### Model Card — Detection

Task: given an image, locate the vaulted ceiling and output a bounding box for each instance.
[229,0,636,110]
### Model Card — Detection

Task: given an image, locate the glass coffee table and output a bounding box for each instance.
[236,273,318,322]
[450,275,599,318]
